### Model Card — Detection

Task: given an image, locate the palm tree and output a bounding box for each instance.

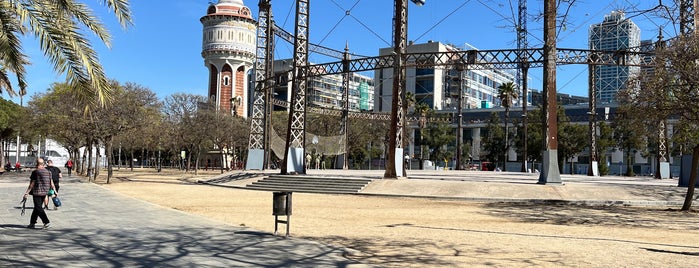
[497,81,518,171]
[0,0,132,104]
[407,91,432,170]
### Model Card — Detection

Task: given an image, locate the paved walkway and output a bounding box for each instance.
[0,174,364,267]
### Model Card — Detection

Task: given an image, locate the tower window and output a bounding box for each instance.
[223,76,230,86]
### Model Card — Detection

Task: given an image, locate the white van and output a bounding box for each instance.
[43,150,68,168]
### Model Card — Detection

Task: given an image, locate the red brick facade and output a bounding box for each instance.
[219,64,234,112]
[234,66,245,116]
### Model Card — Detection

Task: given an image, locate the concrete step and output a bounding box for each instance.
[246,175,373,194]
[253,179,369,186]
[268,175,373,183]
[245,184,362,194]
[250,181,366,189]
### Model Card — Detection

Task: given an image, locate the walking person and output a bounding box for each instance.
[22,158,56,229]
[45,160,62,210]
[65,158,73,176]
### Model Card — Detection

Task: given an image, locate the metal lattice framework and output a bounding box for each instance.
[281,0,309,174]
[386,0,408,178]
[249,0,699,177]
[245,0,274,170]
[680,0,697,35]
[273,23,368,59]
[295,48,653,77]
[340,45,351,170]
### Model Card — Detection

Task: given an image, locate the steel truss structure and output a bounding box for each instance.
[296,48,653,77]
[247,0,696,179]
[245,0,274,170]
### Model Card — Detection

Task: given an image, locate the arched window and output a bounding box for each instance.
[223,76,230,86]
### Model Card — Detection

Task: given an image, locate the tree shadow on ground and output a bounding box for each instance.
[303,232,569,267]
[621,184,691,201]
[0,226,357,267]
[482,202,698,230]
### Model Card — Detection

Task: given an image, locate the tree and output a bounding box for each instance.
[613,106,647,177]
[423,118,455,168]
[28,82,90,174]
[411,102,432,169]
[0,0,132,105]
[198,99,249,173]
[348,116,388,169]
[0,99,23,168]
[483,112,506,168]
[162,93,209,173]
[515,107,544,167]
[596,121,614,175]
[621,35,699,210]
[95,82,160,182]
[497,81,518,171]
[557,107,588,174]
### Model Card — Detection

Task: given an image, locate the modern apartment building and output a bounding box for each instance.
[374,41,518,113]
[272,59,375,112]
[589,11,641,104]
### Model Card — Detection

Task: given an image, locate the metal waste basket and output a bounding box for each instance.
[273,192,292,215]
[273,192,292,237]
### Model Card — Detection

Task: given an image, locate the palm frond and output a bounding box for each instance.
[0,1,30,96]
[14,0,113,105]
[98,0,132,28]
[49,0,113,47]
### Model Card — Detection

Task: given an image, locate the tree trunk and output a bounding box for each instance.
[106,136,113,184]
[504,109,509,171]
[87,142,94,181]
[140,148,145,168]
[625,148,634,176]
[681,145,699,211]
[570,160,574,175]
[72,148,81,175]
[220,147,225,174]
[95,147,101,178]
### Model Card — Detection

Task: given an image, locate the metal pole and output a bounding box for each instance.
[282,0,310,174]
[588,61,598,176]
[386,0,407,178]
[246,0,274,170]
[455,64,464,170]
[341,43,350,170]
[538,0,562,184]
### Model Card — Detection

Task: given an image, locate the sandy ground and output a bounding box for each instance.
[95,168,699,267]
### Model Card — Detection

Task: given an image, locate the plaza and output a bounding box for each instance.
[2,169,697,267]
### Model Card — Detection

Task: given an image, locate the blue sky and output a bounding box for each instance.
[9,0,682,105]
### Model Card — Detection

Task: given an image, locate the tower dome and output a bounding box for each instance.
[201,0,257,117]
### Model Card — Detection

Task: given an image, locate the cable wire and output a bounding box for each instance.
[414,1,471,43]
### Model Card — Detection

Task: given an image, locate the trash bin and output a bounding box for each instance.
[273,192,292,216]
[273,192,292,237]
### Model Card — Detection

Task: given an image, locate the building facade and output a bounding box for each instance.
[374,41,518,113]
[272,59,375,112]
[200,0,256,117]
[589,11,641,104]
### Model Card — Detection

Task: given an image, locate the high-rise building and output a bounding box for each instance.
[272,59,375,112]
[374,41,517,113]
[200,0,256,117]
[589,11,641,104]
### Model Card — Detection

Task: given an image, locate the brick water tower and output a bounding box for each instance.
[201,0,256,117]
